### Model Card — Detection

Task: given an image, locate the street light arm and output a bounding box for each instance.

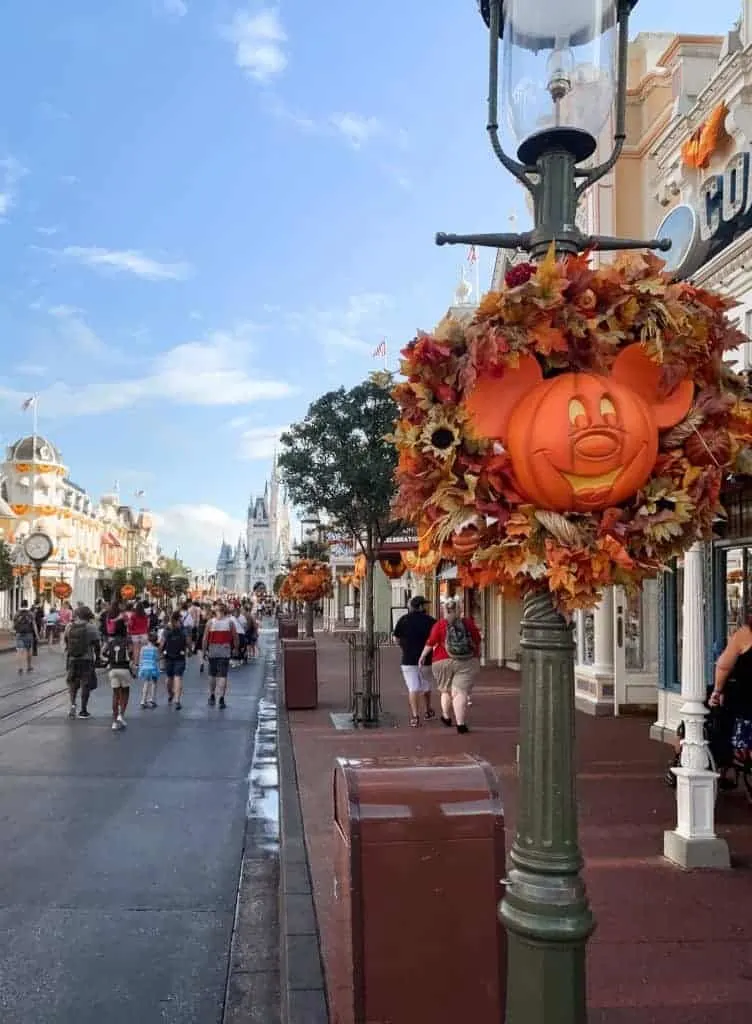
[486,0,536,193]
[575,0,632,198]
[436,230,533,250]
[585,234,672,253]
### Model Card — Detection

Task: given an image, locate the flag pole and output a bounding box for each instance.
[31,395,38,514]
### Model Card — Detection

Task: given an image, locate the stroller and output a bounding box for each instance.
[665,681,752,801]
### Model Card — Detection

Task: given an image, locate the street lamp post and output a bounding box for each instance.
[435,3,666,1023]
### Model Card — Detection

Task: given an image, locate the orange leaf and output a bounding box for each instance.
[532,323,568,355]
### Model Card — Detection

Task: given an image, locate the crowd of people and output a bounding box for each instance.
[12,595,263,732]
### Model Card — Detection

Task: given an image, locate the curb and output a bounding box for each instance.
[223,647,282,1024]
[278,646,329,1023]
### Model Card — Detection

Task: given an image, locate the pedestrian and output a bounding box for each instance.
[393,595,437,727]
[161,611,187,709]
[128,601,150,670]
[13,600,39,675]
[63,606,101,719]
[103,617,133,731]
[247,610,259,658]
[138,632,161,709]
[44,605,61,645]
[419,598,481,734]
[58,601,73,632]
[202,601,237,709]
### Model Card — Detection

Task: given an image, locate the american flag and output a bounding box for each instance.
[372,339,387,359]
[467,246,478,265]
[21,395,36,411]
[134,489,146,498]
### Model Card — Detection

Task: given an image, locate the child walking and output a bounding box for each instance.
[138,632,161,709]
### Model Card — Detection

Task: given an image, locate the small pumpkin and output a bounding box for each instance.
[452,524,483,558]
[465,343,694,513]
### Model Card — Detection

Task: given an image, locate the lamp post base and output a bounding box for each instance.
[664,768,730,869]
[500,589,594,1024]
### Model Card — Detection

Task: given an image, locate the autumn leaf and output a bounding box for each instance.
[532,323,569,356]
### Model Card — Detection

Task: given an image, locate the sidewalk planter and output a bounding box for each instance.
[282,637,318,710]
[331,754,506,1024]
[279,618,300,640]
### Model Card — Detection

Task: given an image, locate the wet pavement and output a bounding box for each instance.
[0,633,273,1024]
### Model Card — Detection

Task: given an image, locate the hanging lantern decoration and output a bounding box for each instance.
[379,553,406,579]
[120,583,136,600]
[53,581,72,599]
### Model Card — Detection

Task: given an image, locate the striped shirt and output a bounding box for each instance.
[206,617,234,659]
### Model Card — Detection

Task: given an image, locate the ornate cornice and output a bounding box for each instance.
[692,224,752,289]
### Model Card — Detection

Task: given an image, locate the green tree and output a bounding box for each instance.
[278,372,400,722]
[0,540,13,591]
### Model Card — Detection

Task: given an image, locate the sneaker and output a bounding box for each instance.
[68,705,77,719]
[148,700,157,709]
[175,701,182,710]
[456,723,469,735]
[112,720,121,731]
[167,693,174,704]
[117,713,127,729]
[440,715,453,728]
[140,701,147,709]
[208,694,216,707]
[425,709,436,721]
[218,697,226,710]
[78,710,91,719]
[199,663,204,674]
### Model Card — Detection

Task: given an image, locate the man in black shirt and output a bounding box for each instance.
[393,595,436,727]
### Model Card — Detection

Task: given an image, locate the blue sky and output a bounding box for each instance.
[0,0,742,569]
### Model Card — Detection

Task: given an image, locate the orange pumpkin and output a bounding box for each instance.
[53,581,72,599]
[452,524,483,558]
[120,583,136,600]
[465,343,694,513]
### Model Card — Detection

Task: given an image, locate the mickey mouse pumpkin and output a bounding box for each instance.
[464,343,694,513]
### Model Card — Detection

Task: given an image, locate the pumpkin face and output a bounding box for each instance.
[507,372,657,512]
[465,343,694,514]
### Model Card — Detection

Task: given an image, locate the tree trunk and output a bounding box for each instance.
[363,549,378,724]
[304,600,314,638]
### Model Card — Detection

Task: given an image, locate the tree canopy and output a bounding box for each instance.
[278,373,399,555]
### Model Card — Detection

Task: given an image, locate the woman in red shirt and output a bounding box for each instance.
[419,598,481,734]
[127,601,150,668]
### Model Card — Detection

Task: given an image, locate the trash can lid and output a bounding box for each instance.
[333,755,504,845]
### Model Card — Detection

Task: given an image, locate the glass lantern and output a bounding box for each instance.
[500,0,618,161]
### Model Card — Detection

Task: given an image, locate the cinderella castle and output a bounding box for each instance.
[215,457,292,595]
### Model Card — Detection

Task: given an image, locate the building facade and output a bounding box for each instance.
[215,457,292,595]
[0,434,159,619]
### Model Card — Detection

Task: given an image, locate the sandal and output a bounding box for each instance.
[410,715,421,728]
[425,709,436,720]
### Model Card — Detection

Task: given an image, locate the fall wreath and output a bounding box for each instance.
[392,250,752,612]
[280,559,333,602]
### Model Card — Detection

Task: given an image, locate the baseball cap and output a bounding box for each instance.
[409,595,427,610]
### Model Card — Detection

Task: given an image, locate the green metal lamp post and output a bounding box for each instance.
[436,2,670,1023]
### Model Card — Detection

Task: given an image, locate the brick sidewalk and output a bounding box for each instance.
[286,633,752,1023]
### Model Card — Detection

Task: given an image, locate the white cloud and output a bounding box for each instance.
[329,113,382,149]
[0,158,27,219]
[162,0,187,15]
[36,225,60,236]
[225,7,288,81]
[238,424,286,460]
[14,363,47,377]
[284,292,391,358]
[0,328,294,417]
[60,175,79,185]
[152,504,245,568]
[60,246,192,281]
[48,306,110,358]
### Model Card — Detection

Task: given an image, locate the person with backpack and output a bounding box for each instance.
[161,611,187,709]
[63,606,101,719]
[102,617,133,731]
[13,601,39,676]
[418,598,481,734]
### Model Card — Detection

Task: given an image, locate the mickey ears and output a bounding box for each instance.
[464,355,542,440]
[611,344,694,429]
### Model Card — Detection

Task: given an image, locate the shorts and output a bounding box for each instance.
[400,665,431,694]
[138,672,159,683]
[15,635,33,651]
[67,658,94,687]
[109,668,132,689]
[164,658,186,678]
[208,657,230,678]
[434,657,479,695]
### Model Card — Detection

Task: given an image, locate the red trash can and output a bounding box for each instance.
[331,754,507,1024]
[282,638,318,710]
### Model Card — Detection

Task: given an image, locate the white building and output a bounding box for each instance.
[215,457,292,595]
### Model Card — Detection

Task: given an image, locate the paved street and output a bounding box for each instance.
[0,633,273,1024]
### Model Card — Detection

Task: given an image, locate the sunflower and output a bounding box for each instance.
[420,411,461,460]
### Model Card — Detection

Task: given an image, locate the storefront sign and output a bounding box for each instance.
[657,150,752,280]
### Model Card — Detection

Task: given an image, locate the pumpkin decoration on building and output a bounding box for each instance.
[392,248,752,612]
[681,101,730,170]
[53,581,72,600]
[282,559,332,602]
[379,553,406,579]
[120,583,136,600]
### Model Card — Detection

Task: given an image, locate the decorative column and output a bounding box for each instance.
[592,587,614,677]
[664,541,730,869]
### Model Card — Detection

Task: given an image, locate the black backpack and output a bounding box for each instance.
[446,618,474,658]
[13,610,34,635]
[163,628,186,659]
[67,621,91,660]
[104,638,130,669]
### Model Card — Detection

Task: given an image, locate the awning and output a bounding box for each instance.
[101,532,122,548]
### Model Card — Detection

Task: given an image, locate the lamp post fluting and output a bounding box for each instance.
[435,3,661,1022]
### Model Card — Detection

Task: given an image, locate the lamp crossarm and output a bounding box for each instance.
[436,231,532,251]
[586,234,672,253]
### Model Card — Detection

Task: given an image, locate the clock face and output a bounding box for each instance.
[24,532,53,563]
